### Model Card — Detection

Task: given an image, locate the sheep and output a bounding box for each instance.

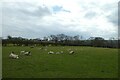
[39,48,42,50]
[24,51,31,56]
[21,51,25,53]
[69,50,74,54]
[9,52,19,59]
[49,44,51,46]
[44,48,47,51]
[20,51,25,55]
[48,51,54,54]
[39,47,43,50]
[60,51,64,54]
[56,52,60,54]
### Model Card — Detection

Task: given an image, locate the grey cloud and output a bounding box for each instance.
[100,3,118,26]
[2,2,51,20]
[84,11,97,19]
[2,2,52,38]
[107,11,118,26]
[19,6,51,17]
[2,18,95,39]
[101,3,117,12]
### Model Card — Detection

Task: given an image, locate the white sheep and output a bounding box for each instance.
[24,51,31,56]
[48,51,54,54]
[56,52,60,54]
[49,44,51,46]
[21,51,25,53]
[39,48,42,50]
[44,49,47,51]
[60,51,64,54]
[9,52,19,59]
[69,50,74,54]
[39,47,43,50]
[20,51,25,55]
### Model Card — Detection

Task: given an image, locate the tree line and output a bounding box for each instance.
[2,34,120,48]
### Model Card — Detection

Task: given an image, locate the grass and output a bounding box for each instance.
[2,46,118,78]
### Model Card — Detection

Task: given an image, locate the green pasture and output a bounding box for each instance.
[2,46,118,78]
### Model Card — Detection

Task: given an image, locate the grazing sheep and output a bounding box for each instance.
[69,50,74,54]
[20,51,25,55]
[9,52,19,59]
[44,49,47,51]
[39,48,41,49]
[39,47,43,50]
[56,52,60,54]
[48,51,54,54]
[49,44,51,47]
[39,48,42,50]
[21,51,25,53]
[41,47,44,49]
[24,51,31,56]
[60,51,64,54]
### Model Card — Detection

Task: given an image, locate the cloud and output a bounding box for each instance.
[1,0,119,39]
[84,11,97,19]
[20,6,51,17]
[106,10,118,26]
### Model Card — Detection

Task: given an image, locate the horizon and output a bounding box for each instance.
[1,34,119,40]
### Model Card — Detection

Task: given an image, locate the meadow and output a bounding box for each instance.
[2,46,118,78]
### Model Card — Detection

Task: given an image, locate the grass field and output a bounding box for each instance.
[2,46,118,78]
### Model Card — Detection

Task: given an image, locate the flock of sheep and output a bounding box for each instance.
[47,49,74,54]
[9,51,31,59]
[9,46,75,59]
[39,46,75,55]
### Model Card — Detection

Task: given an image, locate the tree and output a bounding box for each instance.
[7,35,12,40]
[57,34,66,42]
[73,35,79,41]
[43,37,48,41]
[92,37,105,47]
[49,35,58,43]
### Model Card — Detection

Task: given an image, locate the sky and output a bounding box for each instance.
[1,0,119,39]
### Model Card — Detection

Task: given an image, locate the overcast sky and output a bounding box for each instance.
[1,0,119,39]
